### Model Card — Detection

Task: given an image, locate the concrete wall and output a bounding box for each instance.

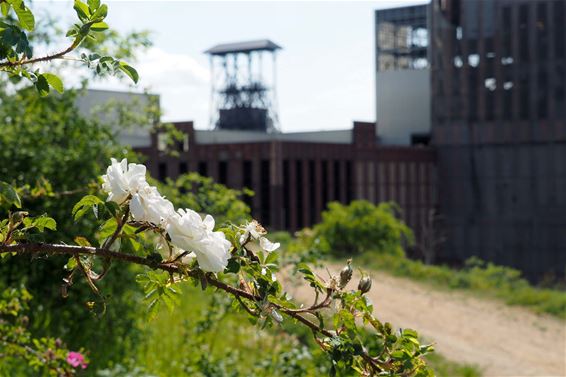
[75,89,157,148]
[436,143,566,279]
[376,69,430,145]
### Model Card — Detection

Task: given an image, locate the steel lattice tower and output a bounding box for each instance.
[205,39,281,132]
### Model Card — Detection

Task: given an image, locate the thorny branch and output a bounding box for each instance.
[0,242,385,373]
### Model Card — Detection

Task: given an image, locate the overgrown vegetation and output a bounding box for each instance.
[314,201,413,257]
[154,172,252,226]
[95,283,479,377]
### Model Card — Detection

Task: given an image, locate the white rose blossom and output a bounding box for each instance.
[102,158,149,204]
[166,209,231,273]
[130,186,175,227]
[157,237,196,264]
[240,220,280,253]
[101,158,283,273]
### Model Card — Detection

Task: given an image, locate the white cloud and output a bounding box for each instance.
[136,47,210,89]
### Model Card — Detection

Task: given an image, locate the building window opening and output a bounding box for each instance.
[242,160,253,209]
[295,160,304,229]
[158,162,167,181]
[468,54,480,67]
[334,160,341,202]
[484,78,496,91]
[179,162,188,175]
[260,160,270,227]
[501,57,514,65]
[453,56,463,68]
[346,161,353,203]
[456,26,463,40]
[157,133,167,151]
[283,160,290,229]
[198,161,207,177]
[309,160,316,225]
[218,161,228,185]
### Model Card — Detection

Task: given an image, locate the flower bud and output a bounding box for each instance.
[10,211,28,223]
[339,260,353,289]
[358,275,372,294]
[271,309,283,323]
[45,349,55,361]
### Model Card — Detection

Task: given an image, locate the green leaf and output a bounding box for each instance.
[90,21,108,32]
[0,181,21,208]
[32,215,57,231]
[87,0,100,12]
[297,263,325,292]
[97,217,117,240]
[64,257,78,271]
[34,74,49,97]
[91,3,107,20]
[118,62,139,84]
[402,329,419,339]
[12,0,35,31]
[74,236,91,247]
[265,251,279,265]
[73,0,91,21]
[1,3,10,17]
[72,194,103,220]
[41,73,63,93]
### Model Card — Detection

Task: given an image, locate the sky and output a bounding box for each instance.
[36,0,427,132]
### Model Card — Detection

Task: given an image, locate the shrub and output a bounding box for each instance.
[155,172,252,226]
[314,200,413,257]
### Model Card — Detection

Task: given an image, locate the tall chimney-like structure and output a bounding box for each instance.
[205,39,281,132]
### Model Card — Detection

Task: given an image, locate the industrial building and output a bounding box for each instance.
[430,0,566,278]
[375,4,431,146]
[138,120,436,239]
[136,40,437,251]
[134,0,566,279]
[371,0,566,278]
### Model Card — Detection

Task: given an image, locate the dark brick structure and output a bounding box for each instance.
[431,0,566,278]
[136,121,436,247]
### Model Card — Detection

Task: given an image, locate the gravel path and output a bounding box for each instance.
[286,263,566,377]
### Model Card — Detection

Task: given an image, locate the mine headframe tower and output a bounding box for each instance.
[205,39,281,132]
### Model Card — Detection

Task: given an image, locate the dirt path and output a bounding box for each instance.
[285,264,566,377]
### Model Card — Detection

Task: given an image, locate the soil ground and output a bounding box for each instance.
[286,263,566,377]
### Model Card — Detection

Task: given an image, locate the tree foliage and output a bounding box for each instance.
[0,164,435,376]
[0,0,138,95]
[155,173,252,226]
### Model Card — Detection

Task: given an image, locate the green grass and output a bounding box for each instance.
[96,281,479,376]
[425,352,482,377]
[356,253,566,319]
[128,283,328,377]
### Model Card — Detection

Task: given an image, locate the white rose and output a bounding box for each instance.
[166,209,231,273]
[239,220,280,253]
[166,208,208,248]
[130,186,175,227]
[102,158,148,204]
[245,236,280,254]
[239,220,264,244]
[192,231,231,272]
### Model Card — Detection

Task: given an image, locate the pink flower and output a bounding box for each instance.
[66,351,88,369]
